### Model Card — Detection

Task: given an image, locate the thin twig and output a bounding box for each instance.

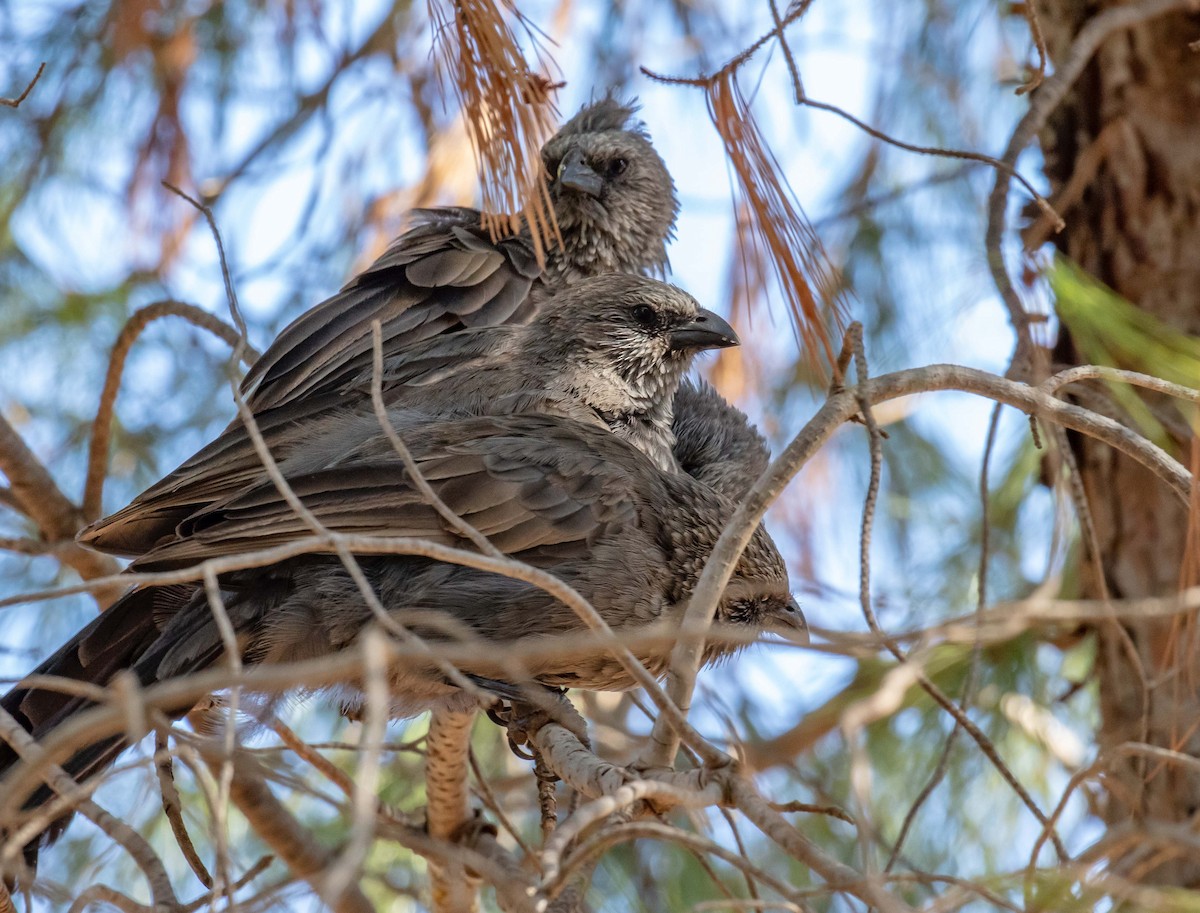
[160,183,249,347]
[768,0,808,102]
[1022,118,1128,251]
[812,165,975,231]
[638,0,815,86]
[1041,362,1158,771]
[1041,364,1200,404]
[798,95,1058,226]
[770,801,854,824]
[268,716,356,797]
[195,743,374,913]
[886,405,1002,872]
[730,779,915,913]
[323,629,389,909]
[469,747,536,860]
[1,63,45,108]
[208,14,399,198]
[1051,422,1152,778]
[370,321,501,558]
[199,567,241,906]
[847,322,884,879]
[67,885,153,913]
[0,537,60,557]
[154,730,213,888]
[1015,3,1048,95]
[182,854,274,912]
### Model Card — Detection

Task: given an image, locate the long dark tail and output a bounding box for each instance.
[0,584,198,878]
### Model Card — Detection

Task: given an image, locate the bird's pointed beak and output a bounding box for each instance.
[667,308,740,353]
[556,148,604,198]
[771,596,810,646]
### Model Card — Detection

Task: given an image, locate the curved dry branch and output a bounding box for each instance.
[82,300,258,523]
[1041,365,1200,405]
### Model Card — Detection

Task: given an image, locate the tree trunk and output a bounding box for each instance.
[1038,0,1200,886]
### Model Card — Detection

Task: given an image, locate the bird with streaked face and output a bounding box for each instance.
[527,276,737,468]
[539,98,680,283]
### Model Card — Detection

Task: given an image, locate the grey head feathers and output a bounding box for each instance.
[530,276,735,438]
[552,96,647,138]
[540,99,679,280]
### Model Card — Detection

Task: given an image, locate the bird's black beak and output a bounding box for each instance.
[667,308,740,353]
[773,596,810,646]
[556,148,604,198]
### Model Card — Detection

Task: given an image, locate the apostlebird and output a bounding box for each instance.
[81,276,738,552]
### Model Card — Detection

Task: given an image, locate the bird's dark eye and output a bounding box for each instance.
[608,158,629,177]
[631,304,657,328]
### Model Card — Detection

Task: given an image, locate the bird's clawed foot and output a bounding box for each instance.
[474,681,591,760]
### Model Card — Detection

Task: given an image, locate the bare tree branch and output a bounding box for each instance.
[83,300,259,522]
[0,412,121,603]
[0,707,179,908]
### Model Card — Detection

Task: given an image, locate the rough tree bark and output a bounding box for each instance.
[1038,0,1200,886]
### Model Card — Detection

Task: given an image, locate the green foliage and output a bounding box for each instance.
[1052,257,1200,447]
